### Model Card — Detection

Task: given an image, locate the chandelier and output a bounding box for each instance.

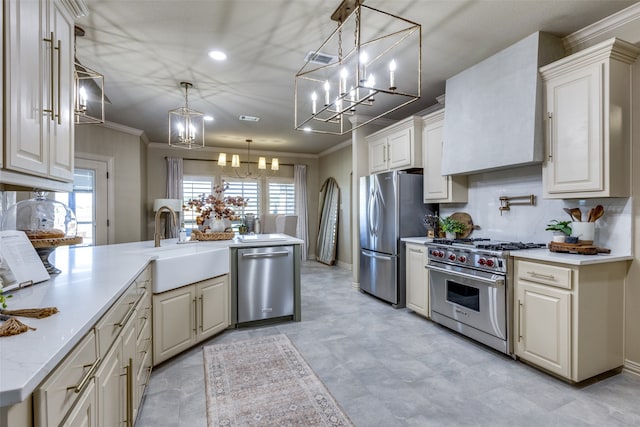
[74,26,106,124]
[294,0,421,135]
[217,139,279,179]
[168,82,205,149]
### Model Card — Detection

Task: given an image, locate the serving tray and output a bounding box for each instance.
[548,241,610,255]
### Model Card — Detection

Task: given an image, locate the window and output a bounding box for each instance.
[55,168,96,246]
[222,178,260,219]
[183,176,214,228]
[267,179,295,215]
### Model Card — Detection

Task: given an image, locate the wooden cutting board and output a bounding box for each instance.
[449,212,473,238]
[548,241,611,255]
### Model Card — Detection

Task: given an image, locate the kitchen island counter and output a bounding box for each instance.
[0,234,302,407]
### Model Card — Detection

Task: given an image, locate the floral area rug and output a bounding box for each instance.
[203,334,354,426]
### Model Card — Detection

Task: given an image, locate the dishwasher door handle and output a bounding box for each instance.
[242,251,290,259]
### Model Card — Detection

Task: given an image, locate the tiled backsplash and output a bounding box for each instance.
[438,165,632,254]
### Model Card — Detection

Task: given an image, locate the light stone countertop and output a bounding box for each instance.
[0,234,302,407]
[401,237,432,245]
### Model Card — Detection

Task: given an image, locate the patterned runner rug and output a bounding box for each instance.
[203,334,354,426]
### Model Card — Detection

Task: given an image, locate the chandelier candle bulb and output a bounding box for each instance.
[359,51,368,82]
[324,80,330,105]
[340,68,348,95]
[78,86,88,111]
[389,60,397,90]
[311,91,317,114]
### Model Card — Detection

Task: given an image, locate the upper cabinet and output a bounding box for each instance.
[540,38,640,199]
[422,110,467,203]
[3,0,75,191]
[367,116,422,174]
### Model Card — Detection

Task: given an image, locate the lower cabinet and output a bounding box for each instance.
[153,274,229,365]
[514,259,626,382]
[405,243,429,318]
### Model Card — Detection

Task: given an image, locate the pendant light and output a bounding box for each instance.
[168,82,205,149]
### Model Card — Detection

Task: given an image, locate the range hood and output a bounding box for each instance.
[442,32,564,175]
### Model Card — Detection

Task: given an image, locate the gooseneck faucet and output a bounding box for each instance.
[154,206,178,247]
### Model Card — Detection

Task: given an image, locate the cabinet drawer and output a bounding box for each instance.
[516,260,572,289]
[135,266,152,291]
[95,283,141,359]
[35,331,98,427]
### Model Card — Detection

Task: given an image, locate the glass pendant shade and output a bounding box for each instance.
[217,152,227,166]
[294,1,421,135]
[271,158,280,171]
[168,82,205,149]
[258,157,267,170]
[231,155,241,168]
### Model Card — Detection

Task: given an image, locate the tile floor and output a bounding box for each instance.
[136,262,640,426]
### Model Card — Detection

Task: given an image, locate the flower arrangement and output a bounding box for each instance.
[185,183,248,227]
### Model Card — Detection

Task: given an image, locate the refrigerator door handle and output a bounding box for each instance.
[361,250,393,261]
[367,188,376,236]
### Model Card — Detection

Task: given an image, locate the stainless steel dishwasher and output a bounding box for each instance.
[237,245,294,323]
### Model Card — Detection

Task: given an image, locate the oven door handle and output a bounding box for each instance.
[425,264,505,286]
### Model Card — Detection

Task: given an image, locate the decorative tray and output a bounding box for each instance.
[548,241,610,255]
[191,230,234,241]
[29,236,83,248]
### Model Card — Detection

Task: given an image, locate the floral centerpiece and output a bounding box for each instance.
[185,182,247,232]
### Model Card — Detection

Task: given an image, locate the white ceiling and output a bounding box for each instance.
[76,0,636,155]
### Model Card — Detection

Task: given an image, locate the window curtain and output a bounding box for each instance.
[294,164,308,260]
[165,157,183,238]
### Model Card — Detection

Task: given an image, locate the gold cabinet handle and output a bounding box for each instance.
[43,32,55,119]
[193,297,197,333]
[518,300,523,342]
[55,39,61,124]
[70,357,101,394]
[547,112,553,160]
[117,294,144,328]
[199,295,204,331]
[127,357,133,427]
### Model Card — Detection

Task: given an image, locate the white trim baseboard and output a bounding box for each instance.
[335,260,352,270]
[623,359,640,377]
[562,3,640,54]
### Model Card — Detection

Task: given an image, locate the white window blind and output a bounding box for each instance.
[222,178,260,218]
[183,176,213,227]
[268,179,295,215]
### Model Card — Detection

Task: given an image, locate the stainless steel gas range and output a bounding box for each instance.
[425,238,546,355]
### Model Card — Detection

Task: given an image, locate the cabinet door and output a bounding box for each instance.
[197,275,229,342]
[5,0,49,176]
[544,63,603,194]
[153,286,196,365]
[369,138,388,173]
[96,339,125,427]
[423,116,448,201]
[61,380,97,427]
[516,280,571,379]
[405,244,428,317]
[48,0,75,181]
[387,128,412,170]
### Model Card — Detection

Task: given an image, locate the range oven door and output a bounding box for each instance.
[427,261,508,352]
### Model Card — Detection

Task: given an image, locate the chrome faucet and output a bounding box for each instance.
[154,206,178,247]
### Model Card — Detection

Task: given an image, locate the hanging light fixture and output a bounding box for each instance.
[217,139,280,179]
[74,26,106,124]
[294,0,421,135]
[168,82,205,149]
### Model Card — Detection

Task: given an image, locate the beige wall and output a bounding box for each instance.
[145,144,320,259]
[318,143,352,266]
[566,9,640,371]
[75,124,146,243]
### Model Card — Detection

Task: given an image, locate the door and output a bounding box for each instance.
[359,172,397,254]
[197,275,229,341]
[516,280,571,378]
[544,63,603,194]
[152,286,196,365]
[406,244,428,316]
[387,128,412,170]
[369,138,388,173]
[423,113,449,200]
[360,249,398,304]
[96,338,124,427]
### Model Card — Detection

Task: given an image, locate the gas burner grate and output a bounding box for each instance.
[475,242,547,251]
[431,238,490,246]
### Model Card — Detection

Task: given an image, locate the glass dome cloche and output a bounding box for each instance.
[2,191,77,239]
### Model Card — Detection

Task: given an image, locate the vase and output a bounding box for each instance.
[445,231,456,240]
[210,218,226,233]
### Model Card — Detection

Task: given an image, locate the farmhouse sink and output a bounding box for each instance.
[134,243,230,293]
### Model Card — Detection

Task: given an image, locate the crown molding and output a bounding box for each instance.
[319,138,352,157]
[92,120,145,137]
[562,3,640,53]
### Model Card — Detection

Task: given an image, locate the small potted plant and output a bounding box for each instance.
[545,220,572,242]
[439,216,468,239]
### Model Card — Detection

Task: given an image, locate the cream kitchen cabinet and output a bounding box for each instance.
[367,116,422,174]
[540,38,640,199]
[513,258,626,382]
[405,243,429,318]
[153,274,229,365]
[422,110,467,203]
[3,0,75,191]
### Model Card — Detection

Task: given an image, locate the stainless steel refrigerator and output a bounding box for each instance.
[359,171,434,308]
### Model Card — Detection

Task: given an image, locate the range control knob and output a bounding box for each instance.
[458,255,467,263]
[448,254,456,261]
[438,251,445,258]
[486,259,495,267]
[478,258,486,266]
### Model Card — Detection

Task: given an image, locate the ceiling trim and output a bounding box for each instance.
[94,120,145,137]
[562,2,640,53]
[146,142,319,159]
[319,138,352,157]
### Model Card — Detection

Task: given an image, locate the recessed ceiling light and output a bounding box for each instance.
[208,50,227,61]
[239,115,260,122]
[204,115,214,121]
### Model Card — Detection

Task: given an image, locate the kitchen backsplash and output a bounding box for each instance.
[438,165,632,254]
